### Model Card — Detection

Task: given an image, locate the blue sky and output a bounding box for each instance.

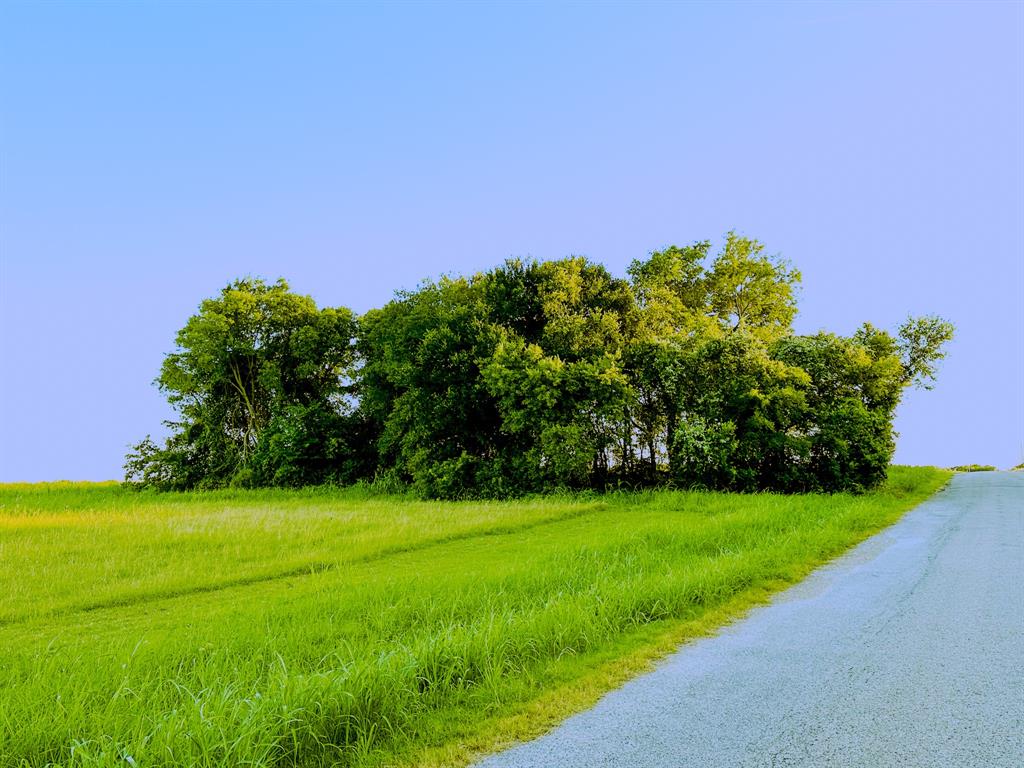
[1,1,1021,481]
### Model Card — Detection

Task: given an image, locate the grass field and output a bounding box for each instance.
[0,468,950,768]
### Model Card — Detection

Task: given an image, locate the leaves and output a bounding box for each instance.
[128,279,358,489]
[897,315,956,389]
[127,238,953,496]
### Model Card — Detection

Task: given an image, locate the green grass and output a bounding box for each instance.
[0,467,950,768]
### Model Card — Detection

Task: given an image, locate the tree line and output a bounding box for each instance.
[125,233,953,496]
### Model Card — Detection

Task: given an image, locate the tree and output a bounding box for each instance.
[356,257,638,496]
[671,333,809,491]
[770,320,951,491]
[627,242,713,340]
[126,237,954,496]
[482,332,631,489]
[895,315,955,389]
[533,256,636,360]
[705,231,801,342]
[356,275,510,497]
[772,332,901,491]
[482,258,635,489]
[125,278,358,488]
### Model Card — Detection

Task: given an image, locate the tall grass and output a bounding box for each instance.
[0,467,949,768]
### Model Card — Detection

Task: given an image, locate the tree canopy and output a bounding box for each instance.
[125,278,361,489]
[127,235,953,496]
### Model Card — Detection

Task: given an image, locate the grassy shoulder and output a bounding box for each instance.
[0,466,950,768]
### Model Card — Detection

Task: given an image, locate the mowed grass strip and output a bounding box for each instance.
[0,484,599,624]
[0,467,949,768]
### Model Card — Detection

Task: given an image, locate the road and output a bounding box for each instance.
[477,471,1024,768]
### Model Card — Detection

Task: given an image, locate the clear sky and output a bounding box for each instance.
[1,1,1021,481]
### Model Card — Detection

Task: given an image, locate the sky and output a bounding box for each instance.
[0,0,1022,482]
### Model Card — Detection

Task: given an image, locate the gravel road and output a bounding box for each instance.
[477,471,1024,768]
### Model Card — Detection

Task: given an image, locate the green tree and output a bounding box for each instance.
[125,278,357,488]
[628,241,714,340]
[483,258,635,488]
[705,231,801,341]
[357,276,509,497]
[534,256,636,360]
[671,333,809,490]
[622,235,802,483]
[771,319,952,491]
[771,333,891,490]
[624,243,716,480]
[895,315,956,389]
[483,333,631,488]
[127,238,953,497]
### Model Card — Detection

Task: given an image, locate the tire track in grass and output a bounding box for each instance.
[0,500,611,627]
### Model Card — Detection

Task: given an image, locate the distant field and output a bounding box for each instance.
[0,468,949,768]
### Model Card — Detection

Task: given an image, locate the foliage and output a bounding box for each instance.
[125,278,359,489]
[704,231,801,341]
[770,330,905,492]
[949,464,998,472]
[127,237,953,495]
[356,275,507,497]
[896,314,956,389]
